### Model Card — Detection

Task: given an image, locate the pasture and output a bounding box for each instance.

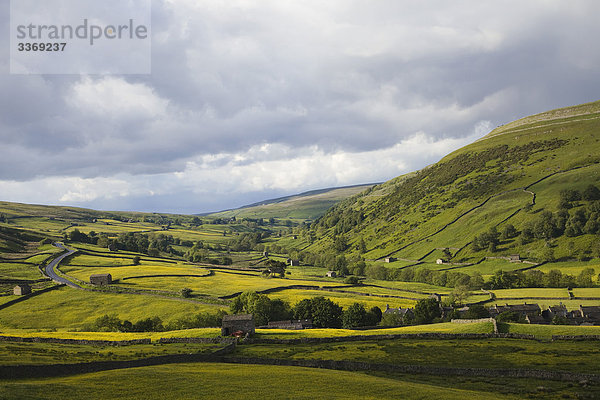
[0,362,515,400]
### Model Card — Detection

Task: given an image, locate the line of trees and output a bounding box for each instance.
[485,268,597,289]
[229,291,382,328]
[86,310,228,332]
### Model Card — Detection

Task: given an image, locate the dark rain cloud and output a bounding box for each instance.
[2,0,600,211]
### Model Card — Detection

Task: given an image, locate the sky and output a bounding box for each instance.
[2,0,600,214]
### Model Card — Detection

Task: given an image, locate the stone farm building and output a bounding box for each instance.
[266,319,313,330]
[384,305,414,319]
[222,314,255,336]
[13,284,32,296]
[90,273,112,286]
[384,257,397,263]
[289,259,300,267]
[326,271,337,278]
[488,303,541,318]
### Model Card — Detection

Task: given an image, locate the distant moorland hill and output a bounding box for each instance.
[208,184,377,220]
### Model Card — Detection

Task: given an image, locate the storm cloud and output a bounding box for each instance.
[2,0,600,213]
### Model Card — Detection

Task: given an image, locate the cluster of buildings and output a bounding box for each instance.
[382,302,600,326]
[489,303,600,326]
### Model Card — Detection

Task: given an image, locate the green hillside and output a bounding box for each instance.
[303,100,600,278]
[209,184,376,220]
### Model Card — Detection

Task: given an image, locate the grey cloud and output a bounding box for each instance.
[2,0,600,211]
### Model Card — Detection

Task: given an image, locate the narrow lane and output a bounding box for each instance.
[45,243,81,288]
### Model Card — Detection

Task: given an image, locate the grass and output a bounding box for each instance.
[501,322,600,338]
[254,322,495,339]
[572,288,600,298]
[536,259,600,278]
[0,328,223,341]
[491,288,570,299]
[0,362,518,400]
[234,336,600,375]
[269,289,417,309]
[61,262,211,282]
[0,262,43,280]
[112,270,347,298]
[210,185,375,220]
[0,286,225,330]
[0,342,221,366]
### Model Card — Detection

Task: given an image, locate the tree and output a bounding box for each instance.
[534,211,560,240]
[230,291,292,326]
[342,303,367,328]
[463,305,490,319]
[333,235,348,252]
[539,247,555,263]
[583,185,600,201]
[545,269,563,287]
[577,268,595,287]
[365,264,388,280]
[496,311,525,323]
[357,238,367,253]
[132,316,164,332]
[365,306,382,326]
[500,224,518,240]
[560,189,582,203]
[449,285,470,306]
[180,288,192,298]
[132,256,141,266]
[469,272,485,289]
[265,259,287,277]
[413,298,441,325]
[293,296,342,328]
[190,217,202,227]
[68,228,89,243]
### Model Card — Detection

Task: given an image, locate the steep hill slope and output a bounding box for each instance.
[208,184,376,220]
[306,100,600,266]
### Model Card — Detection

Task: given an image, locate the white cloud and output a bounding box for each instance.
[67,77,169,120]
[2,1,600,212]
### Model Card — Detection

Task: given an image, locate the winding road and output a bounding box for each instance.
[45,243,81,288]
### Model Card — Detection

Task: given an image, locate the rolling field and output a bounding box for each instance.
[0,342,221,366]
[0,362,515,400]
[234,336,600,375]
[0,286,224,330]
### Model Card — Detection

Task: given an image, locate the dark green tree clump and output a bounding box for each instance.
[342,303,382,328]
[293,296,343,328]
[230,291,292,326]
[412,298,442,325]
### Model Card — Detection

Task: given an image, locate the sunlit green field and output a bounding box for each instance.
[0,342,221,366]
[491,288,570,298]
[502,322,600,338]
[236,337,600,373]
[0,362,515,400]
[0,286,224,330]
[269,288,417,309]
[572,288,600,297]
[0,262,43,280]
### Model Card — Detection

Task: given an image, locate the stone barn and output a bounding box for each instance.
[222,314,255,336]
[13,284,32,296]
[289,259,300,267]
[384,257,397,263]
[326,271,337,278]
[90,273,112,286]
